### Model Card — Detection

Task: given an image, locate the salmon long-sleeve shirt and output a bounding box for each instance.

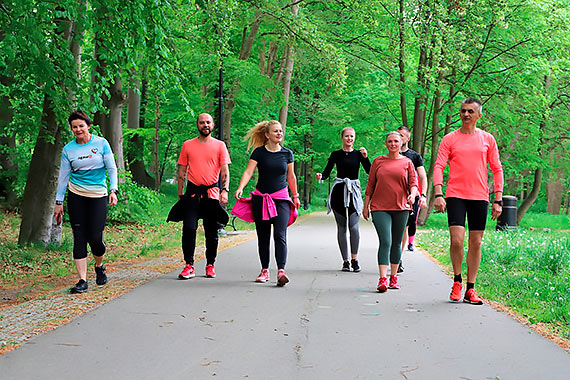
[433,128,503,201]
[365,156,418,211]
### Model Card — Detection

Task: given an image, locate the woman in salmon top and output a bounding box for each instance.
[363,132,418,293]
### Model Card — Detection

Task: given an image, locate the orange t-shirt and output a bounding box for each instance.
[177,137,231,199]
[365,156,418,211]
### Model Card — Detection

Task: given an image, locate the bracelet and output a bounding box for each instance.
[55,200,63,205]
[494,200,503,206]
[292,194,300,198]
[421,193,426,197]
[221,188,230,192]
[434,194,444,199]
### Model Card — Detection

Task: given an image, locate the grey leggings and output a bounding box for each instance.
[333,209,360,261]
[371,210,409,265]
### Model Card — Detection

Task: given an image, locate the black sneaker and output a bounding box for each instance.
[351,259,361,272]
[397,260,404,273]
[342,261,351,272]
[70,279,88,294]
[95,265,108,286]
[408,243,414,251]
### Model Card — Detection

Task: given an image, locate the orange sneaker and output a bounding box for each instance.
[389,275,400,290]
[255,269,270,283]
[205,264,216,278]
[449,281,462,302]
[463,288,483,305]
[277,269,289,287]
[178,264,195,279]
[377,277,388,293]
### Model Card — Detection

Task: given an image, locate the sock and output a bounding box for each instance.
[454,274,462,283]
[466,282,475,291]
[408,235,415,244]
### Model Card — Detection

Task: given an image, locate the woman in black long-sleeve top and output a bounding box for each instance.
[315,127,371,272]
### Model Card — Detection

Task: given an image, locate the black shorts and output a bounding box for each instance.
[446,197,489,231]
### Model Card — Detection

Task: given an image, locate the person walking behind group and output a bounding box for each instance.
[433,98,503,305]
[315,127,371,272]
[363,132,418,293]
[396,126,427,273]
[174,113,231,280]
[54,110,118,294]
[233,120,300,286]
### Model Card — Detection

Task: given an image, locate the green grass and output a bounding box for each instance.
[419,225,570,341]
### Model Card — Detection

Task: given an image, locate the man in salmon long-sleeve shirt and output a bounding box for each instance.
[433,98,503,305]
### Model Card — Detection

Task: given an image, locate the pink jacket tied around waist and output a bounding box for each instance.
[231,188,298,226]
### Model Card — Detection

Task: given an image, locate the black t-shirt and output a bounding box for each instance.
[401,148,424,170]
[251,145,294,194]
[321,149,371,180]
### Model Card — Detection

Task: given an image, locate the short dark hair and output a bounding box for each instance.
[68,110,92,126]
[397,126,411,134]
[461,98,482,113]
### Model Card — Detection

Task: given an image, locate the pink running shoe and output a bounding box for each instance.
[255,269,270,283]
[277,269,289,287]
[449,281,462,302]
[463,288,483,305]
[389,275,400,290]
[205,264,216,278]
[377,277,388,293]
[178,264,195,279]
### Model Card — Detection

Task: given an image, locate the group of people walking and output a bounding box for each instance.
[54,97,503,305]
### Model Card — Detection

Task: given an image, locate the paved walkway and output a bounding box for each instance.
[1,212,568,379]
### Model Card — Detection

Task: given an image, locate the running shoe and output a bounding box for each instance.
[342,261,351,272]
[397,260,405,273]
[449,281,462,302]
[70,279,88,294]
[95,264,108,286]
[178,264,195,279]
[389,275,400,290]
[408,243,414,251]
[463,288,483,305]
[277,269,289,287]
[377,277,388,293]
[205,264,216,278]
[255,268,270,283]
[351,259,361,273]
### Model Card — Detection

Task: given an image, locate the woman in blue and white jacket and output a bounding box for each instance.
[54,110,118,294]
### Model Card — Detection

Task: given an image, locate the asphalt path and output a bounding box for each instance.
[1,212,569,379]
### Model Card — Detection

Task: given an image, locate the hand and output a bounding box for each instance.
[491,203,502,220]
[235,188,243,199]
[407,193,415,206]
[419,196,427,209]
[315,173,322,181]
[293,197,301,209]
[220,190,229,205]
[434,196,446,213]
[359,147,368,158]
[178,194,183,200]
[109,192,118,206]
[54,204,64,225]
[362,208,369,221]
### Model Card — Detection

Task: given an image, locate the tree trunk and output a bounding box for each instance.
[546,168,564,214]
[398,0,408,128]
[278,4,299,131]
[411,46,428,153]
[104,76,126,172]
[0,71,18,206]
[18,8,81,246]
[127,78,154,188]
[152,100,161,191]
[517,168,542,224]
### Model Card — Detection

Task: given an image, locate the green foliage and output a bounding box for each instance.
[107,172,162,224]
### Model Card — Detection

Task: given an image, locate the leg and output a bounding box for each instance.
[272,200,291,270]
[252,196,271,269]
[449,226,466,276]
[86,196,108,261]
[332,209,349,262]
[202,199,220,266]
[348,210,360,260]
[466,231,484,283]
[181,197,200,265]
[371,211,391,278]
[67,192,89,281]
[389,211,409,275]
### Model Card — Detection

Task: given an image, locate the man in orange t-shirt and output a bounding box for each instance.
[176,113,231,280]
[433,98,503,305]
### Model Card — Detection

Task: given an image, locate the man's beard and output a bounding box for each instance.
[199,128,212,137]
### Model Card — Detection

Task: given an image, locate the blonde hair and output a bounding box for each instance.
[340,127,355,137]
[385,131,402,142]
[244,120,282,151]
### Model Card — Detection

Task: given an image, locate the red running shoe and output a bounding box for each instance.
[277,269,289,287]
[178,264,195,279]
[255,269,270,283]
[389,275,400,290]
[377,277,388,293]
[449,281,462,302]
[463,288,483,305]
[205,264,216,278]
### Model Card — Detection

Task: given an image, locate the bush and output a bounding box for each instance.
[107,173,162,224]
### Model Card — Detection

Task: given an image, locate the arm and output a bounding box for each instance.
[360,148,372,173]
[316,152,335,181]
[487,135,503,220]
[178,164,187,199]
[287,162,301,209]
[433,138,449,213]
[219,164,230,205]
[103,142,118,206]
[54,151,72,224]
[235,159,257,199]
[362,194,371,221]
[417,166,428,208]
[363,159,378,221]
[407,162,419,205]
[434,184,446,213]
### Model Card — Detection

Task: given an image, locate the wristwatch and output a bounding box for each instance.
[494,200,503,207]
[221,187,230,192]
[55,200,63,205]
[421,193,427,198]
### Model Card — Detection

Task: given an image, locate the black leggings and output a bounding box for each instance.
[182,197,220,266]
[67,191,108,260]
[407,196,420,236]
[252,196,290,270]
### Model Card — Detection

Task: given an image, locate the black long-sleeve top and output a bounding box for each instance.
[321,149,371,180]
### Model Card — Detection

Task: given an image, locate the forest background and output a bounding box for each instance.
[0,0,569,245]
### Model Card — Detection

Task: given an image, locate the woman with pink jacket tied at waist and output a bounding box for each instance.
[233,120,300,286]
[433,97,503,305]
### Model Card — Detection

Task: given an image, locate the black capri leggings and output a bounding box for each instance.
[252,195,291,270]
[67,191,108,260]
